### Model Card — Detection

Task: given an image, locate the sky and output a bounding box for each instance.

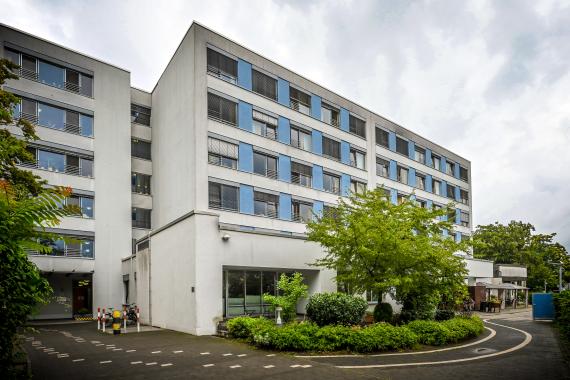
[1,0,569,249]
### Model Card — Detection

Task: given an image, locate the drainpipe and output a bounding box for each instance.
[147,231,152,326]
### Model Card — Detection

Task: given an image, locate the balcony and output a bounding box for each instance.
[19,112,86,136]
[291,173,312,188]
[26,246,93,259]
[290,98,311,115]
[17,160,92,177]
[16,68,92,97]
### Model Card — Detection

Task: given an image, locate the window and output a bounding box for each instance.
[252,110,277,139]
[366,289,379,303]
[132,208,151,229]
[80,114,93,137]
[446,161,455,176]
[323,172,340,194]
[350,148,366,170]
[291,161,312,187]
[78,74,93,97]
[253,152,277,179]
[321,103,339,127]
[21,98,37,122]
[131,139,151,160]
[416,198,427,208]
[447,184,456,200]
[414,146,426,164]
[323,205,338,219]
[35,237,94,258]
[349,115,366,138]
[415,173,426,190]
[37,103,65,130]
[432,154,441,171]
[397,193,407,205]
[433,179,441,195]
[4,48,20,66]
[322,136,341,161]
[254,191,279,218]
[67,195,94,218]
[447,209,457,223]
[17,98,93,136]
[132,172,151,194]
[376,157,390,178]
[292,200,313,223]
[208,182,239,212]
[460,212,470,227]
[79,158,93,177]
[208,137,238,169]
[290,87,311,115]
[207,48,237,83]
[38,60,64,89]
[460,189,469,205]
[375,128,389,148]
[397,166,408,185]
[131,104,151,126]
[350,180,366,195]
[21,54,38,80]
[396,137,409,156]
[207,92,237,125]
[38,150,65,172]
[460,166,469,182]
[290,126,312,151]
[252,69,277,100]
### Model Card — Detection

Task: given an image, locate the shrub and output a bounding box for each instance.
[226,317,273,340]
[306,292,368,327]
[260,322,319,351]
[442,316,484,342]
[434,309,455,321]
[554,291,570,339]
[373,302,393,323]
[348,323,418,352]
[407,320,451,346]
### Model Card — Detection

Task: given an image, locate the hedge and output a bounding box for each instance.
[229,316,484,353]
[554,290,570,340]
[306,292,368,326]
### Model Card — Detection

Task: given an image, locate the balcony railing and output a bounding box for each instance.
[19,67,38,81]
[15,68,91,97]
[26,247,93,259]
[209,200,239,213]
[255,168,278,179]
[324,185,340,195]
[132,220,151,229]
[291,173,312,188]
[207,65,237,84]
[132,184,151,195]
[291,213,312,223]
[18,112,85,136]
[17,160,92,178]
[290,98,311,115]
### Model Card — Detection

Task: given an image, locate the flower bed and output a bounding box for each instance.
[226,316,485,353]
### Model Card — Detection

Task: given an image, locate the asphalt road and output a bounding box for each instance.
[24,313,570,380]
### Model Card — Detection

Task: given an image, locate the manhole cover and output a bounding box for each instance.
[473,347,497,354]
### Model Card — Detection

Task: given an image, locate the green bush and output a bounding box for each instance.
[348,323,418,352]
[434,309,455,321]
[442,316,484,342]
[373,302,393,323]
[314,325,355,351]
[407,320,451,345]
[226,317,273,340]
[306,292,368,326]
[554,291,570,339]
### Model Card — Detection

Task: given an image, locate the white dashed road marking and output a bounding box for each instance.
[203,364,215,367]
[146,362,157,366]
[131,361,143,365]
[200,352,210,355]
[95,344,105,346]
[264,365,275,369]
[237,354,247,357]
[173,350,183,354]
[100,360,112,364]
[57,354,69,358]
[222,353,233,356]
[48,352,59,355]
[112,348,123,351]
[290,364,301,368]
[151,351,161,354]
[126,349,136,352]
[91,341,101,344]
[230,365,241,368]
[73,359,85,362]
[161,363,173,367]
[266,354,275,357]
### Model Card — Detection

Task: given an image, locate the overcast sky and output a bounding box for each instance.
[1,0,569,248]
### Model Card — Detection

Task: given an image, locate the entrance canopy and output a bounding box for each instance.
[476,282,528,290]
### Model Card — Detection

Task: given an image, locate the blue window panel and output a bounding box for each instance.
[38,150,65,172]
[441,180,447,198]
[313,201,323,218]
[408,167,416,187]
[390,188,398,205]
[341,174,351,197]
[455,186,461,202]
[237,59,252,90]
[277,78,290,106]
[408,140,415,160]
[455,232,461,243]
[425,174,433,193]
[312,165,323,190]
[38,61,64,89]
[12,102,20,118]
[279,193,292,220]
[38,103,65,130]
[340,108,349,132]
[311,95,321,119]
[81,197,94,218]
[442,229,449,237]
[340,141,350,165]
[388,131,396,151]
[238,101,253,132]
[80,114,93,137]
[440,156,447,172]
[389,160,397,181]
[238,143,253,172]
[455,208,461,225]
[454,162,460,179]
[312,129,323,156]
[277,117,291,144]
[278,154,291,182]
[426,199,433,209]
[239,185,254,214]
[409,194,416,201]
[425,148,433,167]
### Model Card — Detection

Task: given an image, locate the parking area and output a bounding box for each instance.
[24,313,570,380]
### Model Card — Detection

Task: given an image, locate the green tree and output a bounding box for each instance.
[263,272,308,322]
[473,221,570,291]
[0,58,78,376]
[306,188,468,319]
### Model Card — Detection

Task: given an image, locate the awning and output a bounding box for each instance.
[476,282,528,290]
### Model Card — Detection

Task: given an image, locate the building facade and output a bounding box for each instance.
[1,22,473,333]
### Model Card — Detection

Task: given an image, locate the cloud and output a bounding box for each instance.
[1,0,569,249]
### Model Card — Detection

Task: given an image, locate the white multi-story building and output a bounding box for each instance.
[1,22,477,333]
